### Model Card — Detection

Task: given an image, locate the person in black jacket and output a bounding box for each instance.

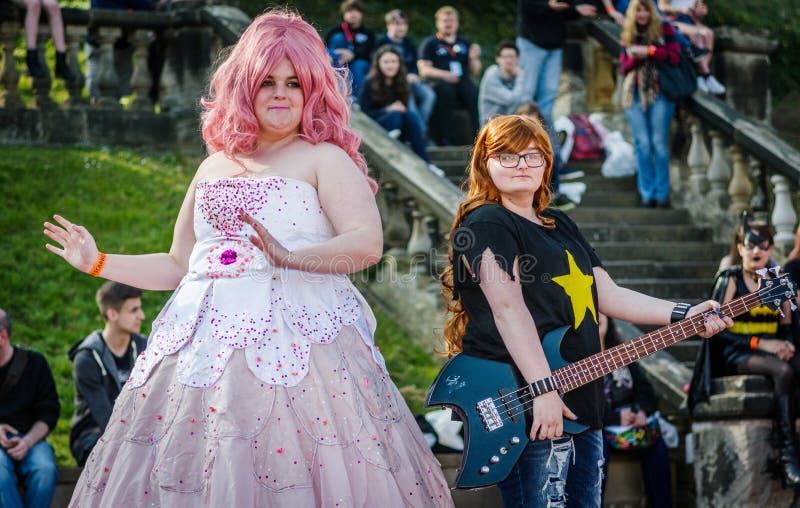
[324,0,376,97]
[359,45,432,167]
[599,314,672,508]
[689,220,800,488]
[68,282,147,466]
[0,308,59,508]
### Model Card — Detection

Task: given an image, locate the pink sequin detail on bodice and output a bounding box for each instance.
[128,177,382,390]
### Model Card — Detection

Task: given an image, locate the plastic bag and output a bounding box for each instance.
[601,131,637,178]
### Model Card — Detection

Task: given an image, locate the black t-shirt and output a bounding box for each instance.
[453,204,605,428]
[112,344,135,386]
[419,34,472,82]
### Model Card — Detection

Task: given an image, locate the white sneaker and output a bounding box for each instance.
[696,76,710,94]
[387,129,402,140]
[705,75,726,95]
[427,163,445,177]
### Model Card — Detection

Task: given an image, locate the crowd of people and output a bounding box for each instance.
[2,3,766,508]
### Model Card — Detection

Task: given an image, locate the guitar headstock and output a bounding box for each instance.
[756,273,798,310]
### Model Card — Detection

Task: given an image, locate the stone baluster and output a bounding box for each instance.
[32,26,55,110]
[407,206,433,277]
[381,183,410,253]
[158,30,180,112]
[64,25,87,108]
[727,145,752,215]
[407,207,431,258]
[129,30,155,111]
[749,159,769,219]
[687,119,710,195]
[424,215,444,277]
[93,27,122,109]
[705,130,730,211]
[0,22,23,109]
[770,174,797,257]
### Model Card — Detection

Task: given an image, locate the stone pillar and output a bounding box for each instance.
[0,22,23,109]
[32,26,55,110]
[770,174,796,258]
[158,30,180,112]
[692,420,796,508]
[93,27,123,109]
[583,38,617,113]
[713,27,778,123]
[727,145,752,215]
[688,119,710,195]
[129,30,155,111]
[64,25,87,108]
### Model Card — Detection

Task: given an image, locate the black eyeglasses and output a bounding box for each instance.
[488,152,545,168]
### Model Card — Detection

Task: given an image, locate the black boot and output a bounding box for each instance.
[55,51,76,82]
[775,395,800,489]
[26,49,46,79]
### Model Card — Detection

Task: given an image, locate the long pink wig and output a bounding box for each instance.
[200,9,376,193]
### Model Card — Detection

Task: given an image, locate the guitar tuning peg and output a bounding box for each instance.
[756,268,769,278]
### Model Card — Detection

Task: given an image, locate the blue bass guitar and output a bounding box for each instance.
[426,274,796,488]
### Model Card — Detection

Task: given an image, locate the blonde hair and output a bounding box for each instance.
[439,115,554,356]
[620,0,663,46]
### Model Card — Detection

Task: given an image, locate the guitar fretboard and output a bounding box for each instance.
[552,289,776,393]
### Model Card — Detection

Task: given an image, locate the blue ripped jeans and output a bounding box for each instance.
[497,430,604,508]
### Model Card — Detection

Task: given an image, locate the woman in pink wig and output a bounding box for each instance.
[44,9,453,507]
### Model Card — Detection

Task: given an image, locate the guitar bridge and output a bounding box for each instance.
[477,398,503,431]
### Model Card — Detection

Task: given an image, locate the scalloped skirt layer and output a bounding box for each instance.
[68,326,453,507]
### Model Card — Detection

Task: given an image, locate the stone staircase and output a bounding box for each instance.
[428,145,727,373]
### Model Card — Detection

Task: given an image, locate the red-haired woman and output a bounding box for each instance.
[44,9,452,507]
[440,114,731,507]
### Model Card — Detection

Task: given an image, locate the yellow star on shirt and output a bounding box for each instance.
[552,250,597,330]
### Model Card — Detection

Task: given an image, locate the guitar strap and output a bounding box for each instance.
[0,347,29,400]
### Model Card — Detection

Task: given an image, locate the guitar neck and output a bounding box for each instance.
[553,291,766,394]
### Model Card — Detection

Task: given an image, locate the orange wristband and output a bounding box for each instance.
[750,336,760,350]
[647,45,656,57]
[605,5,615,14]
[88,252,107,277]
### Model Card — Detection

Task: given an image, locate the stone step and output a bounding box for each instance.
[665,340,702,363]
[692,391,774,419]
[580,192,641,207]
[428,146,471,163]
[615,278,712,299]
[578,175,637,191]
[582,224,713,243]
[568,206,690,224]
[594,242,727,262]
[711,375,773,395]
[602,260,719,279]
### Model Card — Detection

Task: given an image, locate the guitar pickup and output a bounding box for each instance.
[477,398,503,431]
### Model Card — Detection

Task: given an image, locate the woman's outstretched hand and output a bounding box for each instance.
[687,300,734,338]
[43,215,99,273]
[239,210,295,269]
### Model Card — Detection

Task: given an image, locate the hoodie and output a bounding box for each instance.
[67,330,147,447]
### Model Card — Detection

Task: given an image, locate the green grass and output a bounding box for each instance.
[0,146,441,464]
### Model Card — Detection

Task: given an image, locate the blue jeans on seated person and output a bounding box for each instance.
[497,429,604,508]
[376,109,430,163]
[0,439,58,508]
[601,437,673,508]
[624,90,675,204]
[328,32,369,97]
[409,80,436,134]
